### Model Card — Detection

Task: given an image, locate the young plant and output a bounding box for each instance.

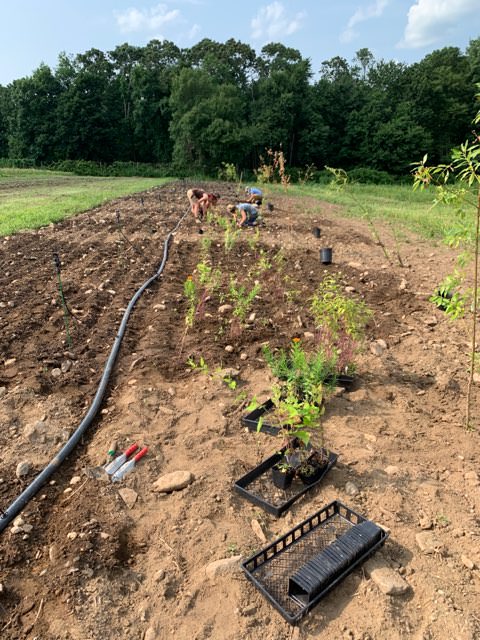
[228,277,261,324]
[183,275,197,328]
[412,86,480,428]
[326,166,403,266]
[262,340,337,406]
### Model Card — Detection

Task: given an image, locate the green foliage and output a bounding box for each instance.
[348,167,394,184]
[217,162,238,181]
[228,278,261,322]
[430,273,465,318]
[262,340,337,406]
[183,275,197,328]
[311,274,372,340]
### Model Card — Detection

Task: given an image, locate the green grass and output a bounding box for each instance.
[265,182,465,241]
[0,168,172,236]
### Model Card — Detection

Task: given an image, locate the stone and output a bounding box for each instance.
[144,627,158,640]
[205,555,242,579]
[461,555,476,570]
[218,304,233,314]
[364,557,410,595]
[398,279,408,290]
[61,359,72,373]
[345,286,356,293]
[224,345,234,353]
[118,487,138,509]
[345,481,359,496]
[370,342,384,356]
[240,352,248,360]
[67,532,78,541]
[16,461,32,478]
[303,331,315,340]
[51,368,62,378]
[152,471,194,493]
[251,519,267,543]
[220,368,240,379]
[24,420,47,444]
[415,531,442,555]
[4,358,16,367]
[70,476,82,485]
[0,386,6,398]
[49,544,59,563]
[247,312,256,324]
[384,465,400,476]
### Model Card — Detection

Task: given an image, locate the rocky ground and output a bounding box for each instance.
[0,181,479,640]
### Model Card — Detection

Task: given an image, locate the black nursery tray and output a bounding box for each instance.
[234,448,337,517]
[241,399,279,435]
[242,500,388,624]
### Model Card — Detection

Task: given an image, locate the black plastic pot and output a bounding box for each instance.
[312,227,321,238]
[435,289,453,311]
[271,463,295,489]
[320,247,333,264]
[298,459,329,486]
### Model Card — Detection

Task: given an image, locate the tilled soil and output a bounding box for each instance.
[0,181,479,640]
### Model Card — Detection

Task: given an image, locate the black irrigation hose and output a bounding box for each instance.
[0,208,190,534]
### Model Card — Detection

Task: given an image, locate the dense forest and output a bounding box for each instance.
[0,37,479,176]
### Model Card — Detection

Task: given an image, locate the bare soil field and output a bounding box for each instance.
[0,181,479,640]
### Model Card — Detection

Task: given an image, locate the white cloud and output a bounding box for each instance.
[115,4,181,34]
[251,2,306,40]
[340,0,388,43]
[187,23,201,40]
[399,0,478,49]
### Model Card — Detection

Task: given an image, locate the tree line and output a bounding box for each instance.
[0,38,479,177]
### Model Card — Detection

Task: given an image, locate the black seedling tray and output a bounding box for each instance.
[234,448,337,517]
[242,399,279,435]
[242,500,388,624]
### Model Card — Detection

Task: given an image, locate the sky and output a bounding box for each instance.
[1,0,480,85]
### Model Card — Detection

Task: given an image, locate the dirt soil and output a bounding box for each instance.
[0,181,479,640]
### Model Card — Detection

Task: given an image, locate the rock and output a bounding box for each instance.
[303,331,315,340]
[224,345,234,353]
[154,569,166,582]
[240,352,248,361]
[419,515,433,530]
[153,303,166,311]
[144,627,159,640]
[345,286,356,293]
[4,358,16,367]
[152,471,194,493]
[49,544,59,563]
[51,368,62,378]
[251,519,267,543]
[118,487,138,509]
[377,339,387,350]
[13,516,25,527]
[398,278,408,290]
[70,476,82,485]
[220,368,240,379]
[384,465,399,476]
[0,386,6,398]
[345,481,359,496]
[67,532,78,541]
[416,531,442,555]
[461,555,476,570]
[247,312,256,324]
[218,304,233,314]
[205,555,242,579]
[61,359,72,373]
[370,341,385,356]
[364,557,410,595]
[16,461,32,478]
[24,420,47,444]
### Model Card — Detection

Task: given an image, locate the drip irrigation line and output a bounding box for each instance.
[0,207,190,534]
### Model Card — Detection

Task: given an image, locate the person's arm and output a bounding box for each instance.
[237,208,247,227]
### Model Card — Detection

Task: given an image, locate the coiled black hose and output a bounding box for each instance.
[0,208,189,533]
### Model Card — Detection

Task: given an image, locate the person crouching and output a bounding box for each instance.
[227,203,259,228]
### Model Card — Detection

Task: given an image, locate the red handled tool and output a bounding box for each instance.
[104,443,138,475]
[111,447,148,482]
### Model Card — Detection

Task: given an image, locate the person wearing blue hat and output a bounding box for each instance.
[244,186,263,205]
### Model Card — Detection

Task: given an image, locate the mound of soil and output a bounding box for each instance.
[0,181,479,640]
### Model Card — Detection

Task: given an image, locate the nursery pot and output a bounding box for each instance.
[271,463,295,490]
[320,247,333,264]
[312,226,321,238]
[298,459,328,486]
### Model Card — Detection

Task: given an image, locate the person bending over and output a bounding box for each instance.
[244,186,263,205]
[187,188,219,222]
[227,203,259,228]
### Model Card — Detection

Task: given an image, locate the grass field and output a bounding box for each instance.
[0,168,172,236]
[0,168,467,241]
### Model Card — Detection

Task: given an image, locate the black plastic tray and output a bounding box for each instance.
[241,399,279,435]
[242,382,355,435]
[234,448,337,516]
[242,500,388,624]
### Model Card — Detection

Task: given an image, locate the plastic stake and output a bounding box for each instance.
[111,447,148,482]
[104,443,138,475]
